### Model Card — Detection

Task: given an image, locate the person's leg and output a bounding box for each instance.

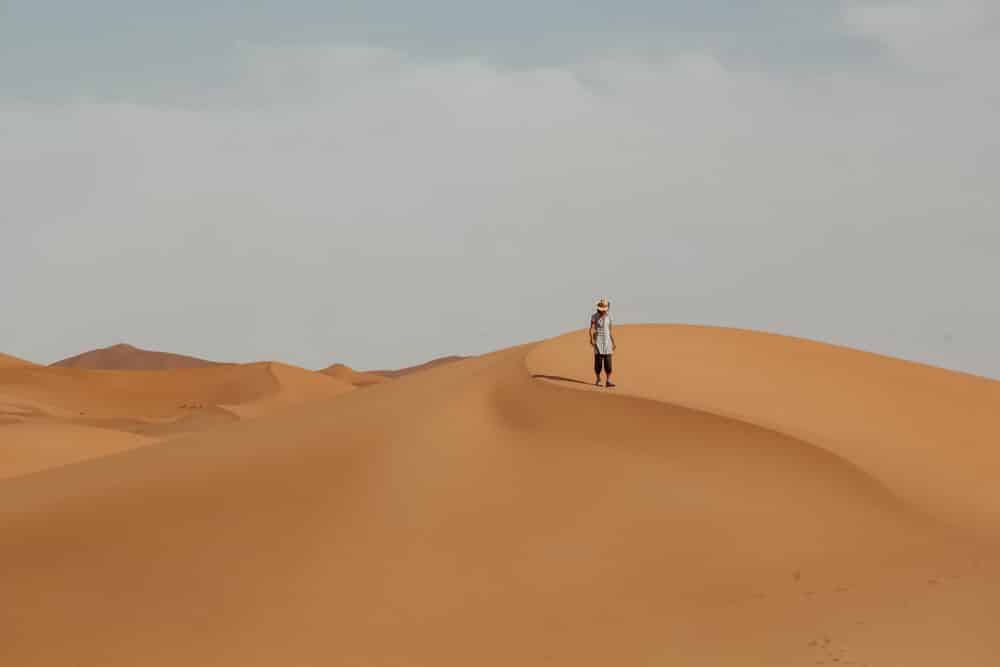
[594,353,603,385]
[604,355,615,387]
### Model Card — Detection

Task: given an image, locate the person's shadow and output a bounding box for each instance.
[531,374,592,386]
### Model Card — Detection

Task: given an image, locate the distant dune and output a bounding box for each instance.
[371,354,466,378]
[0,360,353,476]
[52,343,220,370]
[2,325,1000,665]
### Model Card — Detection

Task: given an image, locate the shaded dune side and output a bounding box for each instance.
[3,329,997,665]
[52,343,219,370]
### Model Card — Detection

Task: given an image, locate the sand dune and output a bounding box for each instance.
[2,325,999,665]
[320,362,390,387]
[220,362,355,418]
[0,352,37,369]
[0,360,353,477]
[528,325,1000,540]
[52,342,219,370]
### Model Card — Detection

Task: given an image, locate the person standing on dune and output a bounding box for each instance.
[590,298,616,387]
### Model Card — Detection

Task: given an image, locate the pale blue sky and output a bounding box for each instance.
[2,1,870,99]
[2,1,999,375]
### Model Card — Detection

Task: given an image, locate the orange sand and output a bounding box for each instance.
[0,360,353,475]
[2,325,999,666]
[0,423,152,479]
[0,352,37,369]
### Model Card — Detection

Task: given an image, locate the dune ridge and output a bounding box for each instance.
[2,325,999,665]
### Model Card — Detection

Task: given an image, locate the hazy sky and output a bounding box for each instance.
[3,1,998,375]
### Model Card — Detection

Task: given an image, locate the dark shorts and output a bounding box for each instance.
[594,353,613,375]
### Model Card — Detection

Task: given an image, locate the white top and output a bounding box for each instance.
[591,312,613,355]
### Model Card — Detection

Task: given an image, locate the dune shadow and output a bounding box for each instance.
[531,374,593,386]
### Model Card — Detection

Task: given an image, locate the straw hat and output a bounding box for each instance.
[596,298,610,312]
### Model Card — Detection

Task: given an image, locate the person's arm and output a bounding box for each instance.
[609,318,616,351]
[589,318,596,348]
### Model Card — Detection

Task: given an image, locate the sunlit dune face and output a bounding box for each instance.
[2,325,1000,665]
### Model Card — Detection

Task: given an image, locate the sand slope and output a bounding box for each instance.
[0,352,37,369]
[52,343,219,370]
[220,362,356,418]
[2,325,999,666]
[0,361,354,478]
[0,423,152,480]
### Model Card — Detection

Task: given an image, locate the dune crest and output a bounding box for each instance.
[2,325,999,665]
[0,352,37,369]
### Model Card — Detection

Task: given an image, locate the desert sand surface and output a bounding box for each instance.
[0,423,153,479]
[2,325,1000,666]
[52,342,220,370]
[0,360,353,478]
[320,362,390,387]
